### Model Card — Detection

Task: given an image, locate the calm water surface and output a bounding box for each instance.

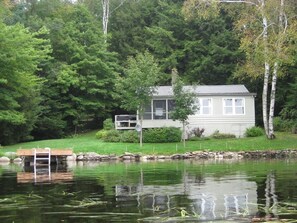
[0,159,297,223]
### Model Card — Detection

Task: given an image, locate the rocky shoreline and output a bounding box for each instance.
[1,149,297,163]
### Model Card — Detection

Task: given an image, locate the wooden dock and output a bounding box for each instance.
[17,148,73,156]
[17,148,73,166]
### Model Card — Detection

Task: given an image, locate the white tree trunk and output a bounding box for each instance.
[262,61,270,137]
[137,106,144,148]
[140,115,143,148]
[182,121,186,148]
[268,62,278,139]
[260,1,270,138]
[102,0,110,37]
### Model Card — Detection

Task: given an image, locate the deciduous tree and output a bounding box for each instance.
[171,70,197,147]
[0,22,51,144]
[115,51,162,147]
[182,0,297,139]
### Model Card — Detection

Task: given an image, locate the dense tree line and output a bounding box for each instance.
[0,0,296,145]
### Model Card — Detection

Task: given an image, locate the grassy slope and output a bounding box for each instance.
[1,131,297,156]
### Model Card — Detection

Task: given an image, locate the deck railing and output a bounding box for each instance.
[115,115,137,130]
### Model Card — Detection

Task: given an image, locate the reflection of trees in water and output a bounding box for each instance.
[265,171,278,217]
[256,171,279,219]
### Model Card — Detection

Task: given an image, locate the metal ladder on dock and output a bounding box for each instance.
[33,148,51,183]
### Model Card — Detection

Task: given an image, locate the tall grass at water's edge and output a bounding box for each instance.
[1,131,297,156]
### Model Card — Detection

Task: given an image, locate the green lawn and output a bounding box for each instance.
[1,131,297,156]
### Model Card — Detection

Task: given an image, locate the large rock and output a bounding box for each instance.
[4,152,17,159]
[0,157,10,162]
[66,153,77,161]
[13,158,22,163]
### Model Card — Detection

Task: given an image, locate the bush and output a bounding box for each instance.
[188,136,210,141]
[102,129,121,142]
[274,117,295,132]
[143,127,181,143]
[120,130,139,143]
[245,126,264,137]
[188,127,205,138]
[103,118,114,130]
[291,122,297,134]
[211,130,236,139]
[95,130,108,139]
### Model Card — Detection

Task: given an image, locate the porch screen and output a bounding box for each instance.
[144,104,152,119]
[153,100,166,119]
[168,99,175,119]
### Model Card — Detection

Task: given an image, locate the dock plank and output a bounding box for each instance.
[17,149,73,156]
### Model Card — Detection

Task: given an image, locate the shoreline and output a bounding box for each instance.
[1,149,297,164]
[73,149,297,162]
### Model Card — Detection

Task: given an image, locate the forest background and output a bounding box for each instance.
[0,0,296,146]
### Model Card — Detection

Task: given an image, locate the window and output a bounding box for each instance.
[144,103,152,119]
[168,99,175,119]
[153,100,166,119]
[197,98,212,115]
[223,98,245,115]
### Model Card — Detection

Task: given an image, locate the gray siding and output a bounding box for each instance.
[142,94,255,137]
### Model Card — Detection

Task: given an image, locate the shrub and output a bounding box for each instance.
[143,127,181,143]
[188,136,210,141]
[103,118,114,130]
[245,126,264,137]
[274,117,284,131]
[292,124,297,134]
[120,130,139,143]
[274,116,295,132]
[102,129,121,142]
[95,130,108,139]
[211,130,236,139]
[188,127,205,138]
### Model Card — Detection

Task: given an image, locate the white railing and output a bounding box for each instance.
[115,115,137,130]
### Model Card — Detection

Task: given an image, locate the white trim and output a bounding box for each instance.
[196,98,213,115]
[223,98,245,115]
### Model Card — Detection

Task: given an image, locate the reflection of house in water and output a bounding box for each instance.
[115,173,257,220]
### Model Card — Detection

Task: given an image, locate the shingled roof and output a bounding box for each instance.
[153,85,256,97]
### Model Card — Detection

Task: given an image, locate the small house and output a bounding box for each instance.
[115,85,256,137]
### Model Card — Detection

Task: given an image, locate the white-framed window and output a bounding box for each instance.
[197,98,212,115]
[223,98,245,115]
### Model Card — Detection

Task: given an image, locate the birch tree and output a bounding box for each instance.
[102,0,109,36]
[182,0,297,139]
[102,0,127,39]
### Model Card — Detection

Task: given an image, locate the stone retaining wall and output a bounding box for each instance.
[1,150,297,163]
[72,149,297,161]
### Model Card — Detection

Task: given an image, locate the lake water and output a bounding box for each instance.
[0,159,297,222]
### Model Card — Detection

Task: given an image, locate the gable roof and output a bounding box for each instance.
[153,85,256,97]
